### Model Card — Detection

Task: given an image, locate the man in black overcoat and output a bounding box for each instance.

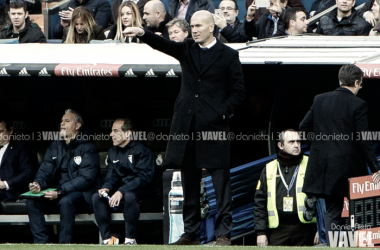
[299,64,380,246]
[123,10,245,245]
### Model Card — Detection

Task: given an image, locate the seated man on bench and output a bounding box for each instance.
[0,116,35,201]
[26,109,101,244]
[92,118,155,245]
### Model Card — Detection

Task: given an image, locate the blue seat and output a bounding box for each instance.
[0,38,19,44]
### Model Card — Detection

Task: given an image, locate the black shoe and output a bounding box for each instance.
[170,236,200,245]
[215,236,231,246]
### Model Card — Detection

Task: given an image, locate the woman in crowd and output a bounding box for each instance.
[107,1,143,43]
[370,0,380,35]
[63,6,106,43]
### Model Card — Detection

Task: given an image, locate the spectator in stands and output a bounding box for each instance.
[26,109,101,243]
[300,64,380,247]
[92,118,156,245]
[53,0,110,39]
[0,117,35,201]
[0,0,6,29]
[254,129,318,246]
[62,6,106,43]
[143,0,173,39]
[213,0,252,42]
[245,0,305,20]
[168,0,214,25]
[0,0,46,42]
[109,0,148,29]
[244,0,288,39]
[316,0,372,35]
[107,1,143,42]
[369,0,380,35]
[166,18,189,42]
[278,7,308,35]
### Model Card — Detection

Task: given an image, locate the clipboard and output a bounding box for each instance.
[20,188,57,199]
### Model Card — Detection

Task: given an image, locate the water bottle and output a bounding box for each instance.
[168,171,184,243]
[101,191,119,211]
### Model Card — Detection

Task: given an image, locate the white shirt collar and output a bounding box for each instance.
[199,37,217,49]
[0,142,9,152]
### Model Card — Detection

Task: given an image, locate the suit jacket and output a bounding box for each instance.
[244,9,286,40]
[139,30,245,168]
[168,0,215,24]
[0,141,35,200]
[300,87,379,197]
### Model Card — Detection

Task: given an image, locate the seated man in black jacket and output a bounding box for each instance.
[0,0,46,42]
[92,118,155,245]
[0,117,35,201]
[27,109,101,244]
[143,0,173,39]
[244,0,288,39]
[316,0,372,35]
[213,0,252,42]
[254,129,317,246]
[53,0,111,39]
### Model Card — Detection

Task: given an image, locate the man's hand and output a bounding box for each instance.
[43,190,58,200]
[247,1,257,20]
[29,182,41,193]
[314,231,320,245]
[257,235,268,246]
[109,191,123,207]
[365,11,376,26]
[123,27,144,37]
[59,7,74,27]
[0,181,6,189]
[372,170,380,183]
[98,188,110,197]
[213,14,227,29]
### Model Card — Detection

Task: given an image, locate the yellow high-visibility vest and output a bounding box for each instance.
[266,155,316,228]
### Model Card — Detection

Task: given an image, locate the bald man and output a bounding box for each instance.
[143,0,173,39]
[124,10,245,246]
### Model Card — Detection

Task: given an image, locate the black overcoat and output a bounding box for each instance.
[139,31,245,169]
[300,87,379,197]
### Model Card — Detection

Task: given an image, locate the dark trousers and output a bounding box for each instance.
[26,191,87,243]
[324,196,344,247]
[0,190,7,201]
[269,222,317,246]
[181,141,232,240]
[92,188,150,239]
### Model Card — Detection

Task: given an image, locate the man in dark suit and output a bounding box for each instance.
[299,64,380,246]
[26,109,101,243]
[0,117,35,201]
[123,10,245,245]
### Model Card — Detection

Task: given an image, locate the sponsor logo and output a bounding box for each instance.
[12,121,27,129]
[19,67,31,77]
[125,68,137,77]
[38,67,51,77]
[166,69,178,78]
[55,64,122,77]
[100,120,115,128]
[0,68,10,76]
[146,69,157,77]
[156,154,163,166]
[153,119,171,127]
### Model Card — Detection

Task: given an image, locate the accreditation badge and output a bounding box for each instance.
[283,197,293,212]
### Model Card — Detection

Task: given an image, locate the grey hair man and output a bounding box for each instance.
[166,18,189,42]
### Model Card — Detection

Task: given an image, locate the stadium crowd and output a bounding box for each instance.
[1,0,380,43]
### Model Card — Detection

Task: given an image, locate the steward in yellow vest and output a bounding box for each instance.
[254,130,317,246]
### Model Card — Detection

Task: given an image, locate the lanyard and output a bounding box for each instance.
[278,163,300,197]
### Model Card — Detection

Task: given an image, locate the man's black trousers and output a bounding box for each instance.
[180,140,232,240]
[26,191,87,243]
[324,195,344,247]
[92,188,151,240]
